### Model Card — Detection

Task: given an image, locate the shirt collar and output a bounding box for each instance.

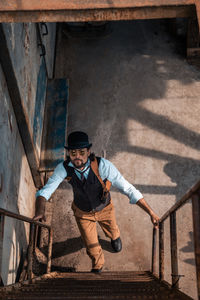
[68,158,91,172]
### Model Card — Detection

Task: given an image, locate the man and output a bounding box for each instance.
[34,131,159,273]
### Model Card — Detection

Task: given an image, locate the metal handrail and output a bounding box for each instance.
[160,180,200,222]
[0,208,51,229]
[0,207,53,281]
[151,179,200,298]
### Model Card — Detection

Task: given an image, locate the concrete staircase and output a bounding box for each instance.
[1,271,193,300]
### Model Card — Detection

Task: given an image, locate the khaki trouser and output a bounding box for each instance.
[72,200,120,270]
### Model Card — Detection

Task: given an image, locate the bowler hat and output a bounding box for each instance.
[64,131,92,150]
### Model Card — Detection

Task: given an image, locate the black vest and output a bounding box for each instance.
[63,157,110,212]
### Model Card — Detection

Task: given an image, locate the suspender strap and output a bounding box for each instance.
[90,156,111,193]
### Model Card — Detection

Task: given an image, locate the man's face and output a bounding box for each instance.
[68,148,90,169]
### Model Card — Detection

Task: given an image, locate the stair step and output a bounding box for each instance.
[0,271,192,300]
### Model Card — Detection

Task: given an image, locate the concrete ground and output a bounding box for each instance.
[51,20,200,299]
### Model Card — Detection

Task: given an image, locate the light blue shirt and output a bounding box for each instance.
[36,158,143,204]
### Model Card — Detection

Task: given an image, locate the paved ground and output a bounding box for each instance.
[51,20,200,299]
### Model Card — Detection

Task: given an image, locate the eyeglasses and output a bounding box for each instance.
[69,149,88,157]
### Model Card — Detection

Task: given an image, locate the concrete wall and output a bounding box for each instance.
[2,22,56,157]
[0,22,57,285]
[0,63,35,285]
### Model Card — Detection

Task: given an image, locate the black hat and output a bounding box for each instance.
[64,131,92,150]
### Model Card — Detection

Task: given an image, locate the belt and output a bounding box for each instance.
[90,200,111,213]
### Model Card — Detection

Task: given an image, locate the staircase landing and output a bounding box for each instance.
[1,271,193,299]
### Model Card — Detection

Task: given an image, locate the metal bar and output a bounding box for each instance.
[170,212,179,288]
[46,228,53,274]
[160,180,200,223]
[195,1,200,33]
[34,225,38,249]
[27,223,35,281]
[187,16,200,52]
[159,222,164,281]
[0,0,197,11]
[192,193,200,300]
[151,227,157,274]
[0,208,51,229]
[0,6,195,23]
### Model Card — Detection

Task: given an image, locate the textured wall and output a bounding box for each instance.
[2,22,56,157]
[0,64,35,285]
[0,22,57,285]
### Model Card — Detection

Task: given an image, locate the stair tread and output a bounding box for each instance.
[0,271,192,300]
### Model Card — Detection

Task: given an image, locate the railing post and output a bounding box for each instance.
[46,228,53,274]
[170,212,179,288]
[159,221,164,281]
[192,193,200,300]
[27,223,35,281]
[151,227,157,274]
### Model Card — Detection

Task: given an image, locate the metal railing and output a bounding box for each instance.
[0,208,53,281]
[151,180,200,299]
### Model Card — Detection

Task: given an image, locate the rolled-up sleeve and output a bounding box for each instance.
[36,162,67,201]
[99,158,143,204]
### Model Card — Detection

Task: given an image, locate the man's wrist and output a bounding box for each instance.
[149,210,154,217]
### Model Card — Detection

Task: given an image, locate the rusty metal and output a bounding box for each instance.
[34,225,43,250]
[151,227,157,275]
[196,1,200,31]
[27,223,35,281]
[0,208,51,229]
[0,6,196,23]
[0,207,52,283]
[46,228,53,274]
[34,225,39,249]
[160,180,200,223]
[0,0,199,32]
[155,181,200,296]
[170,212,179,288]
[192,193,200,300]
[159,222,164,281]
[0,271,193,299]
[0,0,198,11]
[187,48,200,57]
[187,16,200,58]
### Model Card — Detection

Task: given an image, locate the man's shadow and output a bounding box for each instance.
[179,231,195,266]
[164,158,200,202]
[40,236,114,260]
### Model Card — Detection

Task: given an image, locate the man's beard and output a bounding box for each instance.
[71,159,87,169]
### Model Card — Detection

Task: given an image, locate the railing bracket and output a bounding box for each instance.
[171,274,185,288]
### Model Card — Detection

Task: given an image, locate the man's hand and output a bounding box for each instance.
[150,212,159,229]
[33,196,46,222]
[136,198,159,229]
